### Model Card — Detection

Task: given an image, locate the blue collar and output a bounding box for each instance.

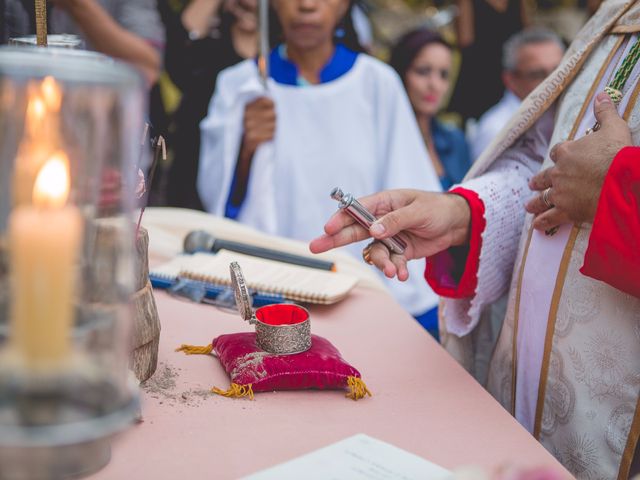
[265,43,358,86]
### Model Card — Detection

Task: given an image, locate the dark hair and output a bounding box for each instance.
[389,28,452,80]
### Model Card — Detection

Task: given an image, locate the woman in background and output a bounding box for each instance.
[390,29,471,190]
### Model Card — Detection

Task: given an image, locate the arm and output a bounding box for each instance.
[160,0,224,105]
[53,0,162,84]
[455,0,475,48]
[181,0,221,38]
[427,106,556,335]
[197,62,268,215]
[581,146,640,297]
[226,97,276,213]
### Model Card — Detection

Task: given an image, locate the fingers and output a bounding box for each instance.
[245,101,276,124]
[364,242,410,281]
[365,242,397,278]
[247,96,274,110]
[244,97,276,148]
[528,167,552,191]
[311,189,420,258]
[593,92,622,127]
[392,255,410,281]
[309,223,367,253]
[369,200,425,240]
[323,209,357,235]
[531,207,570,232]
[322,190,409,237]
[548,140,571,165]
[245,97,276,125]
[525,188,554,215]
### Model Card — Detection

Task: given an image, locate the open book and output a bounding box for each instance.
[151,250,358,305]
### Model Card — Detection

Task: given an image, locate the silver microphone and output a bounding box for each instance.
[184,230,336,271]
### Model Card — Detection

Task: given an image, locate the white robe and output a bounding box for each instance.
[198,54,443,315]
[439,1,640,474]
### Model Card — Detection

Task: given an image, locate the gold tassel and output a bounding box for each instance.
[346,376,372,401]
[211,383,254,400]
[175,344,213,355]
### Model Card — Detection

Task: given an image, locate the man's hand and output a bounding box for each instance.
[309,190,471,281]
[240,97,276,159]
[526,92,632,231]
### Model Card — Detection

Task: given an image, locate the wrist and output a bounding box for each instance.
[447,193,471,247]
[239,139,256,163]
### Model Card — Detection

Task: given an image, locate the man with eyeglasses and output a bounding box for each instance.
[470,28,565,160]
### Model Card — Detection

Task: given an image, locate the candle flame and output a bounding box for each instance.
[41,76,62,113]
[26,95,46,125]
[32,152,70,208]
[24,77,61,138]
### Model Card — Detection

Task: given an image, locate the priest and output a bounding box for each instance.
[311,0,640,477]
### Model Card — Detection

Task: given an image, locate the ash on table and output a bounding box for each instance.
[141,362,212,407]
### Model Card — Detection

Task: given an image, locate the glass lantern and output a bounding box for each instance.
[0,46,143,479]
[8,34,84,49]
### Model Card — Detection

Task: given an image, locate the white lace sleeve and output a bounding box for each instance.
[444,106,556,337]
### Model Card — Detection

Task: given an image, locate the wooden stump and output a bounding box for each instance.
[130,227,160,383]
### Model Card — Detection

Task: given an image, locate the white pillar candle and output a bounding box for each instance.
[9,152,83,369]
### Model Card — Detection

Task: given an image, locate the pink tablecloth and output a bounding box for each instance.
[94,289,567,479]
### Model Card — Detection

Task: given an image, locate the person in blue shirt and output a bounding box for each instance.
[390,28,471,190]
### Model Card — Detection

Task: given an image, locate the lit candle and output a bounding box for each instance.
[14,77,62,206]
[9,151,83,369]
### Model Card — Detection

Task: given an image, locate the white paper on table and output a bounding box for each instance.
[243,433,453,480]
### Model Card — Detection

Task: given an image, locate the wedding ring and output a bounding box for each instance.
[362,243,374,265]
[542,187,554,209]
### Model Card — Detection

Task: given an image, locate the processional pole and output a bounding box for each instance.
[258,0,270,89]
[35,0,48,47]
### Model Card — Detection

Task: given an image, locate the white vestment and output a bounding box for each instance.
[439,2,640,475]
[198,54,443,315]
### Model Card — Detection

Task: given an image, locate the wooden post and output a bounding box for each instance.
[35,0,47,47]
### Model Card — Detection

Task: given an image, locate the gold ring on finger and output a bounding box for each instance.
[362,243,374,265]
[542,187,554,209]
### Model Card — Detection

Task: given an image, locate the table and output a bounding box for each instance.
[94,287,568,479]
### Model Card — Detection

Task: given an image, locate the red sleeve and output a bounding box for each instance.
[424,187,486,299]
[580,146,640,298]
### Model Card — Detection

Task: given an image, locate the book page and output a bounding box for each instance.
[243,434,452,480]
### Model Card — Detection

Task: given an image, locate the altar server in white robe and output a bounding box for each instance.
[198,0,442,322]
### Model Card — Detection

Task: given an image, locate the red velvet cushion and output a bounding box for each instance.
[211,332,370,400]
